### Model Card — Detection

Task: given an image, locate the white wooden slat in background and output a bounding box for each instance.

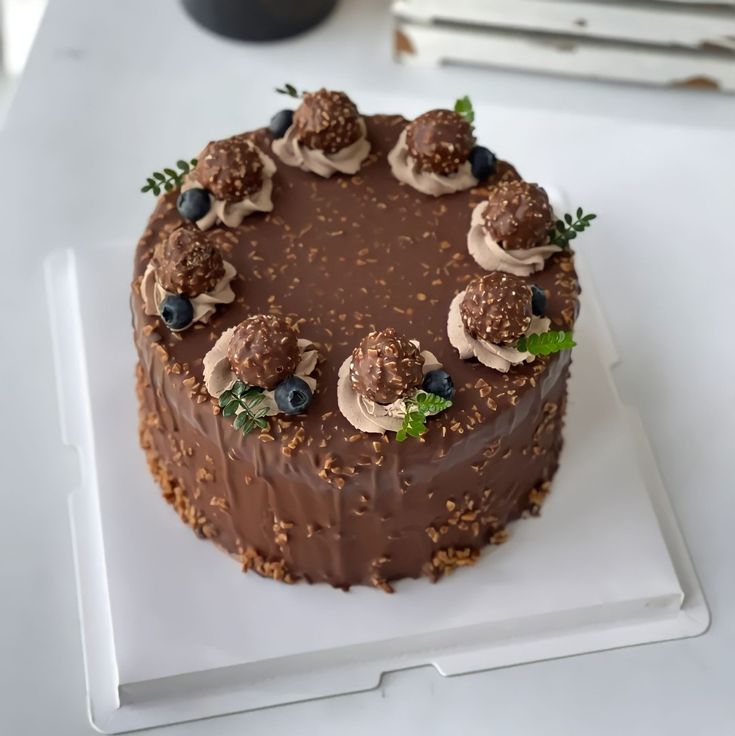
[394,20,735,91]
[393,0,735,52]
[649,0,734,5]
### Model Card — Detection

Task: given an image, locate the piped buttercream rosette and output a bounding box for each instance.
[272,117,371,178]
[141,260,237,329]
[182,148,277,231]
[387,128,477,197]
[337,343,443,434]
[447,290,551,373]
[203,327,319,417]
[467,201,562,277]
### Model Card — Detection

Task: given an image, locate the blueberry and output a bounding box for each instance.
[274,376,313,415]
[531,285,547,317]
[469,146,497,181]
[422,370,455,401]
[159,294,194,331]
[177,188,211,221]
[269,109,294,139]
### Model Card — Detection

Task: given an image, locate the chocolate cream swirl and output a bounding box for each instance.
[141,260,237,327]
[337,343,443,433]
[272,118,371,178]
[447,290,550,372]
[181,149,276,231]
[203,327,319,417]
[387,128,477,197]
[467,201,561,277]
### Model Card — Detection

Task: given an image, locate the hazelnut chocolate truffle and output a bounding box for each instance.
[152,225,225,298]
[192,136,265,202]
[483,180,554,250]
[227,314,300,391]
[405,109,475,176]
[460,272,532,345]
[292,88,362,154]
[349,328,425,405]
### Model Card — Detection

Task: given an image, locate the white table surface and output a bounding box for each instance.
[1,1,733,734]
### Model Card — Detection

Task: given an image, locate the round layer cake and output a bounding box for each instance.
[132,95,580,591]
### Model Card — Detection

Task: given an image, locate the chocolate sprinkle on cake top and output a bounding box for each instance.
[460,272,533,345]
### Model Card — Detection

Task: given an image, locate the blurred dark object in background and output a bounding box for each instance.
[182,0,338,41]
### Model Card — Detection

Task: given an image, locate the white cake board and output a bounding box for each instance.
[45,232,708,732]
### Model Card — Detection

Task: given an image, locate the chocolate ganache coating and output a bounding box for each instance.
[152,225,225,297]
[227,314,300,390]
[192,136,265,202]
[132,116,580,590]
[292,88,362,154]
[483,180,554,250]
[460,272,533,345]
[405,109,475,176]
[349,328,425,404]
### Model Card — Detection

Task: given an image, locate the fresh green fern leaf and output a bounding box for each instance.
[454,95,475,124]
[517,331,576,356]
[276,83,301,98]
[396,390,452,443]
[140,158,198,196]
[548,208,596,247]
[219,381,268,435]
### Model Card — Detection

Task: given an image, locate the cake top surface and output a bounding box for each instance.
[133,112,579,465]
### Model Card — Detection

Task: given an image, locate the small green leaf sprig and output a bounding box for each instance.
[454,95,475,125]
[218,381,269,435]
[396,391,453,443]
[517,331,576,356]
[141,159,198,196]
[276,83,302,99]
[549,208,597,248]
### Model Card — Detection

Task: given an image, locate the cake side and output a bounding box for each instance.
[135,352,569,588]
[131,113,580,589]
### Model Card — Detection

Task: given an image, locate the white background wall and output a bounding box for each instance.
[0,0,47,120]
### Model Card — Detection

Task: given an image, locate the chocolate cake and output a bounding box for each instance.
[133,90,584,591]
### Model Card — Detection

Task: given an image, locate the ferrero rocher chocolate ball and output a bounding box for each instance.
[192,136,265,202]
[293,88,362,154]
[153,225,225,298]
[349,328,425,405]
[460,272,532,346]
[483,180,554,250]
[405,109,475,176]
[227,314,300,391]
